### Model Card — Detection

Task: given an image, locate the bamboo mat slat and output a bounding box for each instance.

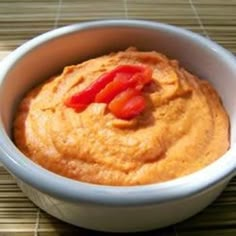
[0,1,236,53]
[0,0,236,235]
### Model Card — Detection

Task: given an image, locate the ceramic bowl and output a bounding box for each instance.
[0,20,235,232]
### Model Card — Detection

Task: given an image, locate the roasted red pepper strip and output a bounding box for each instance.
[65,64,152,119]
[120,95,146,119]
[95,67,153,104]
[64,70,117,109]
[65,65,149,108]
[64,90,93,111]
[64,97,87,111]
[95,73,138,103]
[108,88,146,119]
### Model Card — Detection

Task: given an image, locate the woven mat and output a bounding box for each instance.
[0,0,236,235]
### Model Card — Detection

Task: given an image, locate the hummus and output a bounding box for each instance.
[13,48,229,185]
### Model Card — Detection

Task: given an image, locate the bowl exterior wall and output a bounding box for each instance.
[16,176,230,232]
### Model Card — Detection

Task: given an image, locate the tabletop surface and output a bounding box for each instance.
[0,0,236,235]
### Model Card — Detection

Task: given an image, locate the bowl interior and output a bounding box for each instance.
[1,22,236,146]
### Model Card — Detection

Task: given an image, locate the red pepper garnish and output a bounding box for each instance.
[64,90,93,111]
[65,64,153,119]
[95,73,137,103]
[95,66,152,104]
[64,69,117,110]
[108,88,146,119]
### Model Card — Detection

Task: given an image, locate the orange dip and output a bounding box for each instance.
[13,48,229,185]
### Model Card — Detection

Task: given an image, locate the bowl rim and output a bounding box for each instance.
[0,19,236,206]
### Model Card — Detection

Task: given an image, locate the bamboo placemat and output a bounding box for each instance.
[0,0,236,235]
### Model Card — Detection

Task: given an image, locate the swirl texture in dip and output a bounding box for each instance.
[13,48,229,185]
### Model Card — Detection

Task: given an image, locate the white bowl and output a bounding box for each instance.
[0,20,235,232]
